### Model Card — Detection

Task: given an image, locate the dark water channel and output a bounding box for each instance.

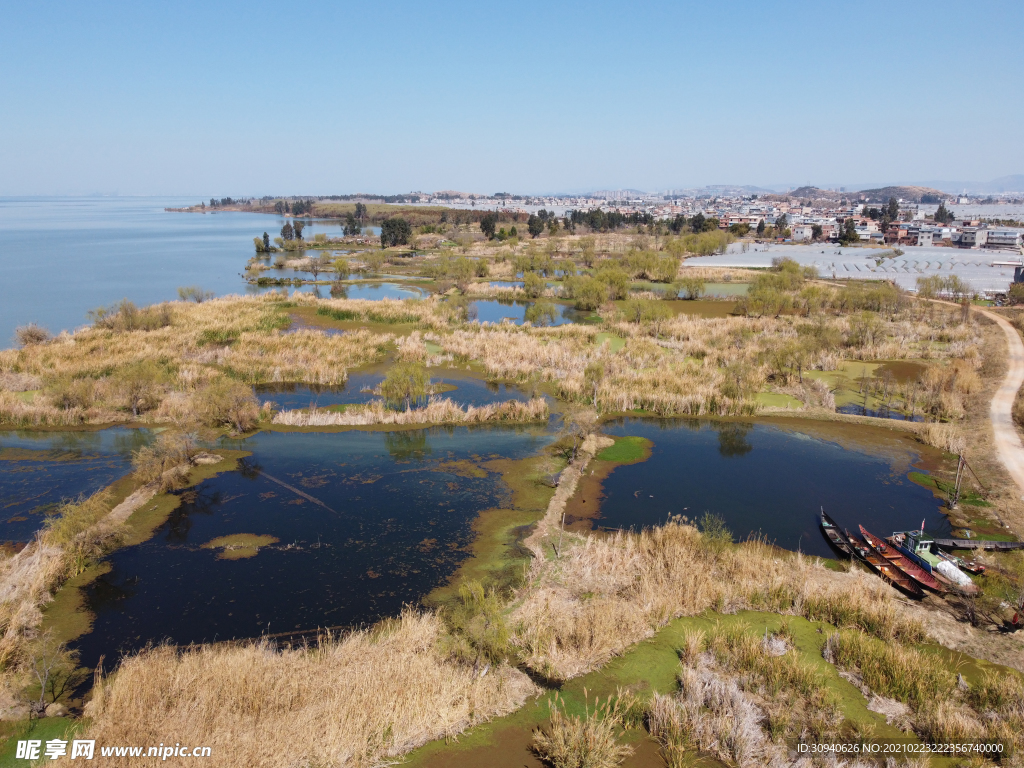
[597,418,950,558]
[0,428,151,543]
[73,425,552,669]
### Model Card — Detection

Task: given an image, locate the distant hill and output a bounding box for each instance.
[855,185,949,203]
[985,175,1024,193]
[762,187,846,203]
[768,184,950,203]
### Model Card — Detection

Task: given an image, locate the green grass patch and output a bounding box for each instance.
[0,718,80,767]
[403,611,905,768]
[594,332,625,352]
[757,392,803,409]
[197,328,237,346]
[595,435,652,464]
[202,533,279,560]
[425,341,443,355]
[366,311,419,324]
[316,306,359,321]
[909,472,992,507]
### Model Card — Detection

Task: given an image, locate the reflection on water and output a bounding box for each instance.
[73,425,553,668]
[596,418,949,557]
[0,428,152,542]
[255,371,540,411]
[836,404,924,422]
[469,299,585,326]
[247,282,423,301]
[488,281,524,289]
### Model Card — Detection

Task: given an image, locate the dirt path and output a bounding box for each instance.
[974,308,1024,499]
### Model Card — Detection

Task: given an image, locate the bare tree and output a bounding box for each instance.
[560,406,597,463]
[31,632,86,714]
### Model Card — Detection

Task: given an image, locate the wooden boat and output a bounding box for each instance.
[819,509,853,556]
[888,531,980,595]
[860,525,947,593]
[846,530,924,598]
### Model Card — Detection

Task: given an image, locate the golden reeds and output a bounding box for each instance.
[84,611,537,768]
[271,397,548,426]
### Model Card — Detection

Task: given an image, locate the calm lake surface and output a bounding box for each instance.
[73,425,552,669]
[0,197,351,343]
[0,428,151,543]
[597,418,949,558]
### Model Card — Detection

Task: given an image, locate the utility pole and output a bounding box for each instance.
[950,455,966,509]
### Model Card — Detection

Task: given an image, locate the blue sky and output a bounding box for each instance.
[1,0,1021,195]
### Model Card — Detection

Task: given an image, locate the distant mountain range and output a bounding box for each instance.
[920,175,1024,195]
[771,185,948,203]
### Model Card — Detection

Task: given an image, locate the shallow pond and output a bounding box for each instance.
[249,281,424,300]
[488,280,524,289]
[0,428,151,543]
[469,299,586,326]
[256,371,541,411]
[72,425,552,668]
[836,404,924,422]
[589,418,949,558]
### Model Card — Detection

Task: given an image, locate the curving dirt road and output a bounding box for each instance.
[975,307,1024,498]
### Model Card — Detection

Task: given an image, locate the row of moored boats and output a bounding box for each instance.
[819,509,983,599]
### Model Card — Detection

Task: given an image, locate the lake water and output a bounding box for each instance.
[72,425,552,669]
[0,428,151,543]
[0,197,358,343]
[595,418,949,558]
[256,370,540,411]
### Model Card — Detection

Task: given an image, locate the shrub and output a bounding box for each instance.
[379,362,430,411]
[177,286,214,303]
[532,693,634,768]
[620,299,671,325]
[112,360,170,417]
[45,376,94,411]
[15,323,51,347]
[131,432,197,491]
[524,273,547,298]
[89,300,172,332]
[525,300,559,327]
[594,268,629,300]
[195,378,260,433]
[677,276,705,300]
[570,277,609,311]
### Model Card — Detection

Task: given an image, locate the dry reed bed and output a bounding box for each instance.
[271,397,548,427]
[511,522,919,682]
[0,487,138,707]
[83,611,537,768]
[310,293,460,329]
[423,306,980,418]
[0,296,394,425]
